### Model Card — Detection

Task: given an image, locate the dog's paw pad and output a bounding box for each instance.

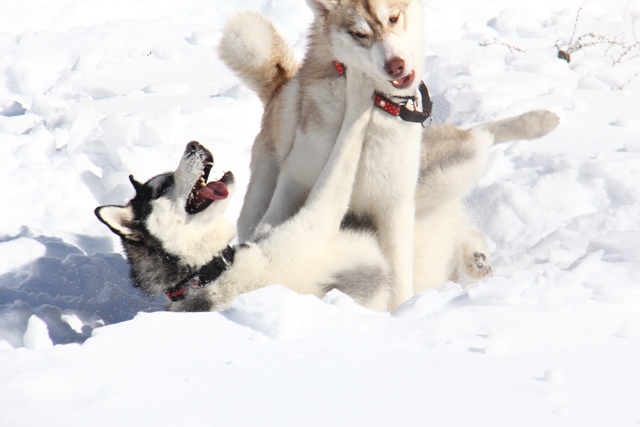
[470,252,492,277]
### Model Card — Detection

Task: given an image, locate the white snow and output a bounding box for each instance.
[0,237,46,274]
[22,315,54,350]
[1,0,640,425]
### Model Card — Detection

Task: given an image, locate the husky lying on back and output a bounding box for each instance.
[219,9,560,300]
[97,72,393,311]
[95,141,236,298]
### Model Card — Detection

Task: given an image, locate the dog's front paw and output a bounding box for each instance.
[466,252,492,279]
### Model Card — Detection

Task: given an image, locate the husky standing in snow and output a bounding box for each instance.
[218,2,560,307]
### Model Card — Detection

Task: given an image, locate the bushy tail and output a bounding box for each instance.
[471,110,561,145]
[218,11,299,105]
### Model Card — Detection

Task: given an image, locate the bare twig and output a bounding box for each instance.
[556,4,640,64]
[619,68,640,89]
[612,18,640,64]
[567,2,585,48]
[556,2,586,62]
[479,37,525,53]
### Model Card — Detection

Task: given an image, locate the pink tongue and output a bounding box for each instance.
[391,70,415,89]
[198,181,229,201]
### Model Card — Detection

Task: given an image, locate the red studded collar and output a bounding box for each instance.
[333,61,432,124]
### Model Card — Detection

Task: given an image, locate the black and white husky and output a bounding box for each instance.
[95,141,236,306]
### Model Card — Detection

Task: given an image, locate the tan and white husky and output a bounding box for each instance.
[223,0,427,309]
[219,3,560,308]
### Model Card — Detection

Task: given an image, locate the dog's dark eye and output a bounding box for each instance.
[350,30,368,39]
[389,16,399,24]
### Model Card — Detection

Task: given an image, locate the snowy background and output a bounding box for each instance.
[1,0,640,425]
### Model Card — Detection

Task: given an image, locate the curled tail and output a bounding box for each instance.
[218,11,298,105]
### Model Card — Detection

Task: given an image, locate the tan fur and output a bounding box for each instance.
[219,7,560,305]
[218,11,298,105]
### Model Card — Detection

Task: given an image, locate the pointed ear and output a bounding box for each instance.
[306,0,339,17]
[94,205,142,242]
[129,175,143,192]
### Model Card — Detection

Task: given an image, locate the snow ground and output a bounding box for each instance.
[1,0,640,425]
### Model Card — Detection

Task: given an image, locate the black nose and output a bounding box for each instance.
[186,141,201,154]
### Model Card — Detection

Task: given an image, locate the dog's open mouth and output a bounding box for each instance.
[186,166,233,215]
[391,70,416,89]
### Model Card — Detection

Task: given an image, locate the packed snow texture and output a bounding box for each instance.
[1,0,640,425]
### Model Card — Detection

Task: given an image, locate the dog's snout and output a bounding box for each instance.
[384,57,405,79]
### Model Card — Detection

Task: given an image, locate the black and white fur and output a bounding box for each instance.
[95,142,236,304]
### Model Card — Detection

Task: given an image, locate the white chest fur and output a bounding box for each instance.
[146,198,236,268]
[350,111,422,214]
